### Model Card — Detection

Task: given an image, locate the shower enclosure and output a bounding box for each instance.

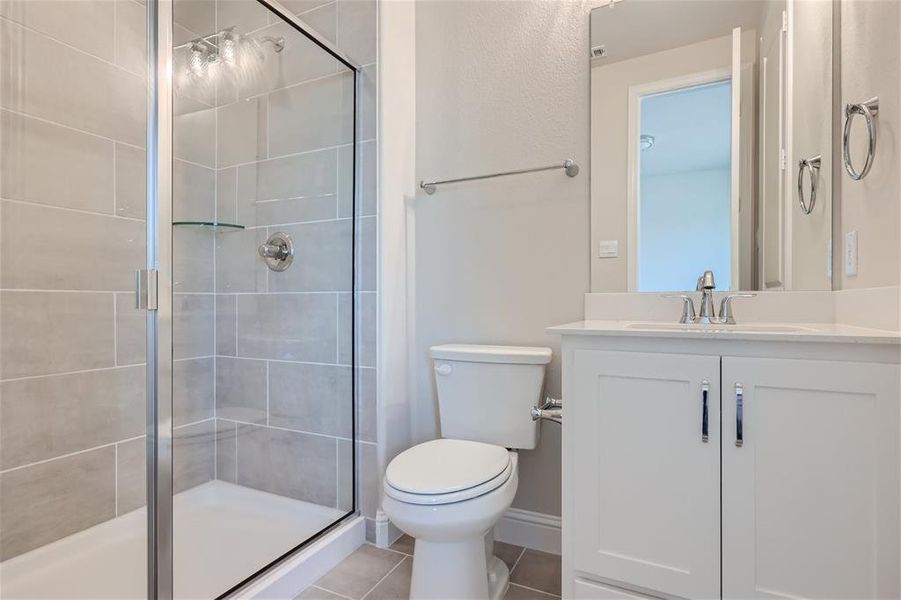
[0,0,358,597]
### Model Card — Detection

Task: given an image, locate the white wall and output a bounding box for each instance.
[789,0,833,291]
[839,0,901,289]
[412,0,591,517]
[377,0,415,537]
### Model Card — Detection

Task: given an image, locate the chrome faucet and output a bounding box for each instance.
[664,271,755,325]
[696,270,716,321]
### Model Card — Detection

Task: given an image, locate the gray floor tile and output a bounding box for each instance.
[494,541,525,572]
[315,545,405,599]
[363,556,412,600]
[504,583,559,600]
[509,549,562,596]
[295,586,349,600]
[388,534,414,556]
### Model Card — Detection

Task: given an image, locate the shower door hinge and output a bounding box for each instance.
[135,269,159,311]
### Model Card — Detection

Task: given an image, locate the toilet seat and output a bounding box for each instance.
[384,439,515,505]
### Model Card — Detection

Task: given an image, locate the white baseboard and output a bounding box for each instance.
[494,508,561,555]
[372,509,405,548]
[242,516,365,599]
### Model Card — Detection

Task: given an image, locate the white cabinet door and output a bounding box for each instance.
[722,357,900,599]
[571,350,721,599]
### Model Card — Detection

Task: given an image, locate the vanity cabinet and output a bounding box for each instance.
[721,357,899,599]
[560,335,900,600]
[571,351,721,599]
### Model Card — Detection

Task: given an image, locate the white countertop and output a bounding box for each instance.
[548,320,901,344]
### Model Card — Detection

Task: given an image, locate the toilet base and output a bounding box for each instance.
[409,538,509,600]
[487,555,510,600]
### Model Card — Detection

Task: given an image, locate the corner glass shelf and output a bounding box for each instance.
[172,221,245,232]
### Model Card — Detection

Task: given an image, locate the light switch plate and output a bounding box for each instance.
[598,240,619,258]
[845,230,858,277]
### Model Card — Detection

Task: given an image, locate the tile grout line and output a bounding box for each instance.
[308,585,354,600]
[508,546,527,578]
[0,15,144,82]
[215,416,362,443]
[0,355,221,384]
[0,417,217,475]
[0,196,147,224]
[0,106,147,152]
[359,555,408,600]
[220,137,375,171]
[507,582,560,598]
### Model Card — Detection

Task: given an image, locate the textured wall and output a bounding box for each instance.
[839,0,900,289]
[413,1,591,517]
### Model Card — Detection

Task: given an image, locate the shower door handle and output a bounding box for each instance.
[135,269,158,310]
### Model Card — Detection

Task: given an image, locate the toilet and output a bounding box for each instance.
[382,344,552,600]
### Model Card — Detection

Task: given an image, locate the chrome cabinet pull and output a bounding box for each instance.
[842,97,879,181]
[701,380,709,443]
[735,383,744,447]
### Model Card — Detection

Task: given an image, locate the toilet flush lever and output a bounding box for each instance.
[434,363,453,376]
[531,397,562,423]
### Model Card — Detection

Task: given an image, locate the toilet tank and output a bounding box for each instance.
[430,344,552,450]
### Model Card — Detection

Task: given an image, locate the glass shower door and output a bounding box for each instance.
[0,0,150,597]
[167,0,357,596]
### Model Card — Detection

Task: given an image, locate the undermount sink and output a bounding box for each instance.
[623,322,816,334]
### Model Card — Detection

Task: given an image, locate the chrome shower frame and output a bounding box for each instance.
[144,1,360,597]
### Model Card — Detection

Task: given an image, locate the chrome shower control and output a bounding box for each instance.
[258,232,294,272]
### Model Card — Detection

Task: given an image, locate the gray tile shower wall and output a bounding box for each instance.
[0,0,217,561]
[210,0,379,537]
[0,0,378,562]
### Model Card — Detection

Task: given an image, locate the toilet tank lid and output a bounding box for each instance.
[430,344,552,365]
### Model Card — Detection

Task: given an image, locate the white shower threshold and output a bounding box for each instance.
[0,480,350,600]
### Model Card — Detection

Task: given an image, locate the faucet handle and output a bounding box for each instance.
[662,294,697,324]
[718,293,756,324]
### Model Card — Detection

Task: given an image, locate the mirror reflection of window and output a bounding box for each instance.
[637,80,733,292]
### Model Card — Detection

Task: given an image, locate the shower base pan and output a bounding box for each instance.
[0,480,345,599]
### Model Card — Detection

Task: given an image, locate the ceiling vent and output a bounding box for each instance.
[591,45,607,59]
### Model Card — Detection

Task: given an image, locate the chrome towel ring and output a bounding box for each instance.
[842,96,879,180]
[797,154,821,215]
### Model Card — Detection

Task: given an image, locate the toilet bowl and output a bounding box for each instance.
[382,440,519,600]
[381,344,552,600]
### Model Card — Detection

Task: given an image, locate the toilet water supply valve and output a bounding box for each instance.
[531,397,562,424]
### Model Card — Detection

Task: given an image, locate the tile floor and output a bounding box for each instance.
[295,536,561,600]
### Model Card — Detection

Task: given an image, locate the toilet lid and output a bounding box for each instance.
[385,439,511,496]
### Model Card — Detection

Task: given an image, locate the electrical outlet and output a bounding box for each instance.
[845,230,858,277]
[598,240,619,258]
[826,239,833,279]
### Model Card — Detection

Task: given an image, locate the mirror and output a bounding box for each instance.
[589,0,834,292]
